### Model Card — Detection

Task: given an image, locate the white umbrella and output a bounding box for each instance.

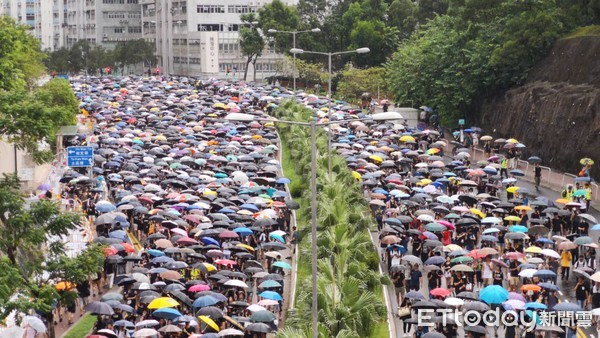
[590,272,600,283]
[247,304,267,312]
[219,328,244,336]
[518,269,537,278]
[444,297,464,307]
[133,328,159,337]
[224,279,249,289]
[540,249,560,259]
[0,326,25,338]
[22,316,46,333]
[132,272,151,284]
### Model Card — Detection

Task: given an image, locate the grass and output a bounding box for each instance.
[564,25,600,39]
[62,313,95,338]
[280,140,311,287]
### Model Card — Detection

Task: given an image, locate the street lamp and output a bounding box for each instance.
[290,47,370,174]
[267,28,321,92]
[225,111,402,338]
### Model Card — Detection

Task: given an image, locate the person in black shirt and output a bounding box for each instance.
[551,213,564,236]
[493,266,503,286]
[534,164,542,191]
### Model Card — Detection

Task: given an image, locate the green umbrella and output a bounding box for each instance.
[272,261,292,270]
[451,256,473,264]
[258,280,282,288]
[425,222,446,232]
[573,189,587,197]
[214,173,228,178]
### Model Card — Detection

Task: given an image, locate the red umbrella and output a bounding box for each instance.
[218,230,239,239]
[491,259,508,268]
[504,252,525,260]
[121,243,135,253]
[214,259,237,266]
[183,214,201,224]
[103,247,118,256]
[177,237,198,245]
[430,288,451,297]
[189,284,211,292]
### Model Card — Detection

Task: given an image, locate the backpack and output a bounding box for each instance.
[561,190,568,198]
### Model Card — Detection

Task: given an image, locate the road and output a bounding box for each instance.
[367,108,598,338]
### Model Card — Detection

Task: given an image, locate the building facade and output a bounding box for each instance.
[142,0,296,79]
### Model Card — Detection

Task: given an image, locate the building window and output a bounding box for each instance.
[114,27,124,33]
[127,0,138,3]
[128,27,141,34]
[128,12,140,19]
[103,0,125,3]
[228,24,239,32]
[227,5,257,13]
[196,5,225,13]
[198,24,222,32]
[219,43,238,54]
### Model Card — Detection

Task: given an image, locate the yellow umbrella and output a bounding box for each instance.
[426,148,440,155]
[198,315,220,332]
[351,171,362,180]
[445,244,462,251]
[148,297,179,309]
[155,135,167,141]
[197,262,217,272]
[55,281,75,291]
[506,138,519,143]
[504,215,521,222]
[580,158,595,166]
[203,190,217,196]
[514,205,532,211]
[469,208,485,218]
[525,246,542,254]
[251,135,263,139]
[212,102,227,109]
[236,243,255,252]
[555,198,569,204]
[506,186,520,193]
[419,178,433,186]
[369,155,383,163]
[400,135,416,142]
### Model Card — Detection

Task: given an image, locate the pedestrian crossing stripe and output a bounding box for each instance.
[127,231,143,252]
[578,328,588,338]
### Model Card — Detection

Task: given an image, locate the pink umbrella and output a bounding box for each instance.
[508,292,526,302]
[171,228,188,237]
[437,220,455,230]
[503,299,525,310]
[218,230,239,239]
[188,284,211,292]
[214,259,237,266]
[176,237,198,245]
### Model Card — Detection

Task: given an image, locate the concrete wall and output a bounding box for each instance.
[0,140,52,193]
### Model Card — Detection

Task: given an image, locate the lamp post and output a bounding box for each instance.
[267,28,320,92]
[225,111,403,338]
[289,47,370,174]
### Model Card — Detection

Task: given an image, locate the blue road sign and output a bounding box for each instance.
[458,119,465,126]
[67,146,94,167]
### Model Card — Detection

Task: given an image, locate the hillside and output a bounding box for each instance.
[477,26,600,178]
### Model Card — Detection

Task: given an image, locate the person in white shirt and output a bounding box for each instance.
[481,256,494,286]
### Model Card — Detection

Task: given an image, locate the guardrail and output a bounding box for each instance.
[561,173,578,188]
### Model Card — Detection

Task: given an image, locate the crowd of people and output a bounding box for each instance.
[43,76,305,338]
[327,113,599,337]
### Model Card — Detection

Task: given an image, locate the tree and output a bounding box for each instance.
[0,79,78,163]
[0,17,46,91]
[114,39,157,73]
[239,13,265,81]
[0,174,104,338]
[259,0,301,54]
[337,66,388,104]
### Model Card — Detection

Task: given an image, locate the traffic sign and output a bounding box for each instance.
[67,146,94,167]
[458,119,465,126]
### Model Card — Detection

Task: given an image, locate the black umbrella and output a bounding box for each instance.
[85,301,114,315]
[246,323,271,333]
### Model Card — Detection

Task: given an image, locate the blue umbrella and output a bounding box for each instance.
[192,295,219,308]
[553,302,582,312]
[233,227,253,236]
[509,169,525,177]
[272,261,292,270]
[201,237,220,246]
[153,308,182,320]
[405,291,425,300]
[425,256,446,265]
[386,244,407,254]
[240,204,259,212]
[509,225,528,233]
[96,203,116,213]
[479,285,509,304]
[525,302,547,310]
[151,257,173,264]
[218,208,235,214]
[538,283,559,291]
[276,177,291,184]
[108,230,127,241]
[592,224,600,231]
[147,249,165,257]
[259,280,282,288]
[258,291,283,301]
[269,233,285,243]
[535,238,554,244]
[533,270,556,278]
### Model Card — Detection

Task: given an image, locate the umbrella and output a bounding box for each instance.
[246,323,271,333]
[133,328,158,337]
[553,302,582,312]
[250,310,276,323]
[580,158,594,165]
[198,315,220,332]
[22,316,46,333]
[479,285,508,304]
[85,301,114,315]
[218,328,244,336]
[147,297,179,309]
[152,308,182,320]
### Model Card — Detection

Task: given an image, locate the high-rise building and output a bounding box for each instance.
[0,0,68,51]
[66,0,142,49]
[142,0,297,79]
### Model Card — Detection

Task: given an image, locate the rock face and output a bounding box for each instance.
[478,35,600,178]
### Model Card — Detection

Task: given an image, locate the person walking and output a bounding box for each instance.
[500,157,508,179]
[534,163,542,191]
[561,249,572,281]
